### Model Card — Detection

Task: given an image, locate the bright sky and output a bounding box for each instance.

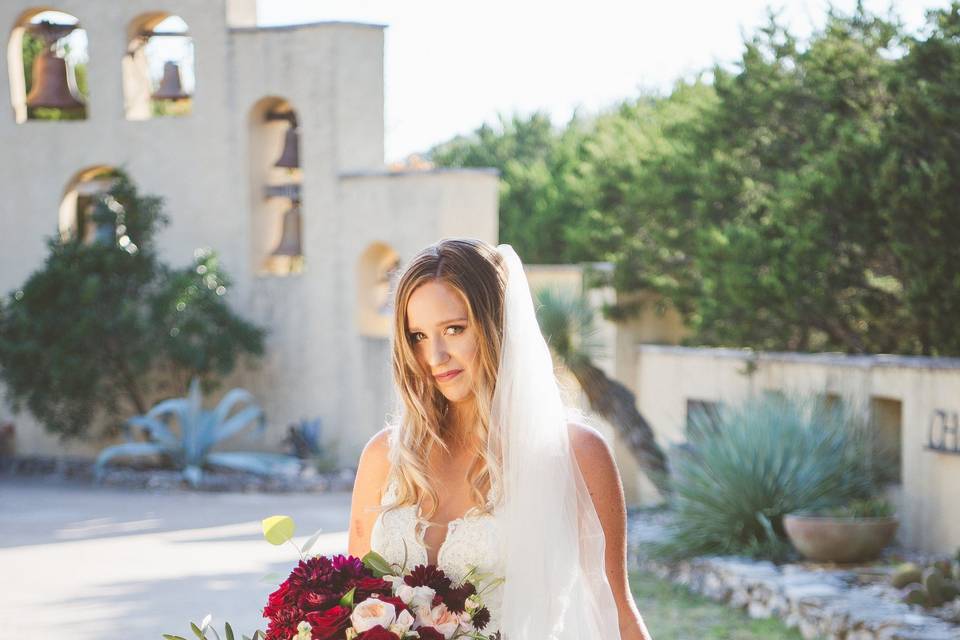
[259,1,943,161]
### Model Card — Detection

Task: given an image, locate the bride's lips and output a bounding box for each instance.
[434,369,463,382]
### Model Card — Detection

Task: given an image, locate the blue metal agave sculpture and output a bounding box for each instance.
[95,378,300,487]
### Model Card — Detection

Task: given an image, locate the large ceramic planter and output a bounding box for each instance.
[783,513,899,563]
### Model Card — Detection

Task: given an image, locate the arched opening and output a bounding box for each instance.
[123,13,194,120]
[59,166,121,244]
[357,243,401,337]
[8,8,89,123]
[248,96,304,276]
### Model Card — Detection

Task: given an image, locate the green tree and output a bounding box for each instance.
[877,3,960,355]
[0,171,265,440]
[581,8,923,354]
[430,112,594,263]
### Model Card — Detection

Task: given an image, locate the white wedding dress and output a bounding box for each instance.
[370,476,506,636]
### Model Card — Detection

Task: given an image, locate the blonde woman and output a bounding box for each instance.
[348,238,652,640]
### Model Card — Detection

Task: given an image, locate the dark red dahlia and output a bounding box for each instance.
[355,625,397,639]
[298,590,341,612]
[471,606,491,630]
[304,604,352,640]
[404,564,452,594]
[263,581,295,619]
[264,606,304,640]
[443,582,477,613]
[354,576,393,602]
[413,627,445,640]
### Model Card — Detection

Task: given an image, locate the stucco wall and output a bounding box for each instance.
[0,1,500,466]
[632,345,960,554]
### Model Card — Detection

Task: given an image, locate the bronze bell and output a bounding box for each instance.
[274,125,300,169]
[269,204,302,257]
[26,49,85,110]
[153,61,189,101]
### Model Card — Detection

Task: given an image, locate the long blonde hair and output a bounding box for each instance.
[382,238,507,527]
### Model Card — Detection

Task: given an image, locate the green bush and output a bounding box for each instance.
[649,392,882,561]
[0,170,265,440]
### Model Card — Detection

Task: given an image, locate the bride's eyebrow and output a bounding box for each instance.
[408,317,468,332]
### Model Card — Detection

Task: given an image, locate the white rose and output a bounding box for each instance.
[351,597,397,633]
[397,584,436,609]
[412,603,460,639]
[389,608,415,635]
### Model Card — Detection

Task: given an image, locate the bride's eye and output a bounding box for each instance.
[409,331,425,343]
[447,325,464,335]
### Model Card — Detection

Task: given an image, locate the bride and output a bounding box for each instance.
[348,238,653,640]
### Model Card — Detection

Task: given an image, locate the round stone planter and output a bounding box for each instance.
[783,513,899,563]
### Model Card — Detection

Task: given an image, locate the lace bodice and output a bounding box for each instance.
[370,476,505,635]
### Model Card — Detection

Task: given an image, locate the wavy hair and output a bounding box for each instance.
[381,238,507,532]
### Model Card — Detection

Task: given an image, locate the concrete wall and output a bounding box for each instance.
[632,345,960,554]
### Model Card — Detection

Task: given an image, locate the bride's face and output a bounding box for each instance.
[406,280,479,405]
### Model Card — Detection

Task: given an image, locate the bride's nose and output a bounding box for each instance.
[426,337,449,367]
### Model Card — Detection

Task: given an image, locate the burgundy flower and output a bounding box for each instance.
[355,625,398,640]
[443,582,476,613]
[471,606,491,630]
[405,565,452,594]
[299,590,341,612]
[354,576,393,602]
[413,627,445,640]
[263,581,295,619]
[304,604,352,640]
[264,606,304,640]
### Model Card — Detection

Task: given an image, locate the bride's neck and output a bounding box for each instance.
[442,401,479,449]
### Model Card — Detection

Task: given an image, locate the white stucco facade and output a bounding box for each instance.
[1,0,499,463]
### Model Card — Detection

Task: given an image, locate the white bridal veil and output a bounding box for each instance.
[491,244,622,640]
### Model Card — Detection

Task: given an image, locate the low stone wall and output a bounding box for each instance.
[631,553,960,639]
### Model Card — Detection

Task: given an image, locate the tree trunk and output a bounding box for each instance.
[567,357,671,497]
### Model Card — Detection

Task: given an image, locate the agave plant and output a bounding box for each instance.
[95,379,300,486]
[533,286,671,496]
[648,391,879,561]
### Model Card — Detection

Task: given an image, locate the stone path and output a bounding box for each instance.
[0,478,353,640]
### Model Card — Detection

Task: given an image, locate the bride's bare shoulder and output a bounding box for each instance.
[567,421,620,489]
[355,426,394,494]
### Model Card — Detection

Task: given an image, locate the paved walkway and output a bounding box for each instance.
[0,478,353,640]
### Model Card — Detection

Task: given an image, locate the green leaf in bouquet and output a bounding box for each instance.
[301,528,324,555]
[190,622,205,639]
[162,635,187,640]
[262,515,296,545]
[361,550,394,577]
[339,586,357,608]
[224,622,235,640]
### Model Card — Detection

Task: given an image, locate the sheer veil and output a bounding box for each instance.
[490,244,622,639]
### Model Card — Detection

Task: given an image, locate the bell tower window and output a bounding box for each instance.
[8,9,88,123]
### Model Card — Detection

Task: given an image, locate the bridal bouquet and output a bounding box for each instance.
[165,515,502,640]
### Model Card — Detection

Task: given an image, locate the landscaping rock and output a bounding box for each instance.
[627,511,960,640]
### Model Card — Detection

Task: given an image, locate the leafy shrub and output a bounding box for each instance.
[95,378,299,487]
[0,170,265,439]
[649,392,882,561]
